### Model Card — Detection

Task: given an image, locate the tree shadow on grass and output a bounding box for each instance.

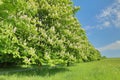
[0,65,70,77]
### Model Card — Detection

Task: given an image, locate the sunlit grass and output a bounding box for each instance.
[0,58,120,80]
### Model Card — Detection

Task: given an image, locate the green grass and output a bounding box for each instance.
[0,58,120,80]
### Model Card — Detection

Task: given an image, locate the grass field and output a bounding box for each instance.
[0,58,120,80]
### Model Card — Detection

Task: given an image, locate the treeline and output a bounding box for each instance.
[0,0,101,67]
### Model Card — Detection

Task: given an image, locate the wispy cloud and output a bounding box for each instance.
[97,0,120,29]
[83,25,95,31]
[98,40,120,51]
[84,0,120,31]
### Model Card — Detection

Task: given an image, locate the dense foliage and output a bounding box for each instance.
[0,0,101,67]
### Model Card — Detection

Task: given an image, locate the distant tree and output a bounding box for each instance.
[102,56,107,59]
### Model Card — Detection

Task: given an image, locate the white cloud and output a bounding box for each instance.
[83,0,120,31]
[83,25,95,30]
[97,0,120,28]
[103,21,110,27]
[98,40,120,51]
[117,0,120,3]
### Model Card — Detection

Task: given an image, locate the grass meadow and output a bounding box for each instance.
[0,58,120,80]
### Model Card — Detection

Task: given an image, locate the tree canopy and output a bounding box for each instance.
[0,0,101,67]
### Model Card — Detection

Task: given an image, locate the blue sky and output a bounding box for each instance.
[73,0,120,57]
